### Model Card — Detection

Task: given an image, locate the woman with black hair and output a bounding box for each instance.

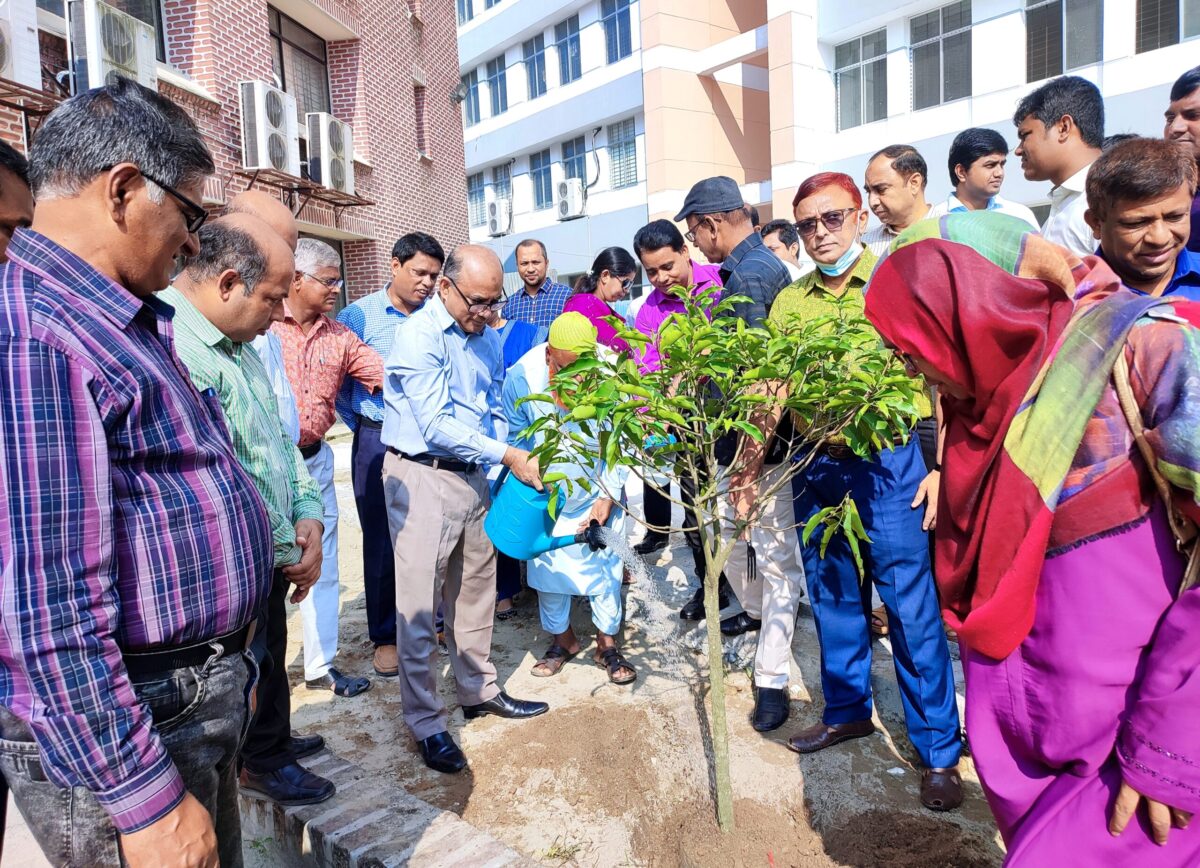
[562,246,639,352]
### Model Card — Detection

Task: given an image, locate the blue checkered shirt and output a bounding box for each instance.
[501,278,571,328]
[336,287,415,431]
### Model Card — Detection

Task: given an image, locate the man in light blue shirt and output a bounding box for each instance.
[928,128,1040,229]
[381,244,548,775]
[336,232,444,678]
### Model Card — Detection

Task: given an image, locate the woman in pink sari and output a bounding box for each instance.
[562,246,638,352]
[864,213,1200,865]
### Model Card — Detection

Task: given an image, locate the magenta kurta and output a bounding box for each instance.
[963,506,1200,865]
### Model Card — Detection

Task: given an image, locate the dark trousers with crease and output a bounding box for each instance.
[353,420,398,646]
[241,570,293,772]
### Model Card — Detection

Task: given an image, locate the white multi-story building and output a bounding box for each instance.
[457,0,1198,265]
[457,0,648,287]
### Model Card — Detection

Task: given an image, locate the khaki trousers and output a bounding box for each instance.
[724,463,807,689]
[383,452,500,740]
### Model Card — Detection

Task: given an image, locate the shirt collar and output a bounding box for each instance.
[1055,162,1094,197]
[377,285,416,317]
[805,247,879,296]
[159,286,233,350]
[281,302,331,335]
[429,293,467,337]
[947,193,998,212]
[7,228,151,330]
[722,231,764,270]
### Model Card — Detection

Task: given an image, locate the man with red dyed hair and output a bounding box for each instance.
[732,171,962,811]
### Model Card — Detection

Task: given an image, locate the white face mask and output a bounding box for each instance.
[815,221,864,277]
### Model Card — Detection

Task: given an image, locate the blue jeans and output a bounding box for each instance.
[0,650,257,867]
[791,438,961,769]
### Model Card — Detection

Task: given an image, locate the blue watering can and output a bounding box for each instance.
[485,468,606,560]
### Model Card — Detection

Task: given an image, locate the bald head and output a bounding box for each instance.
[226,190,299,251]
[438,244,504,334]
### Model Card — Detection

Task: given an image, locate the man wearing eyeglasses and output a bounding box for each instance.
[731,171,962,812]
[271,238,383,700]
[382,244,548,775]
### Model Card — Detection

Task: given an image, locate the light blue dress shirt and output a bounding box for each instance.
[251,331,301,445]
[336,287,415,431]
[382,294,509,465]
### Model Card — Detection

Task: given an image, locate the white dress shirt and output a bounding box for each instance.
[1040,162,1096,258]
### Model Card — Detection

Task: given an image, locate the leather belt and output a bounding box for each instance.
[122,622,255,677]
[357,416,383,430]
[299,440,323,459]
[387,446,478,474]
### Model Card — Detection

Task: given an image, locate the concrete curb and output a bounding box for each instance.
[238,749,535,867]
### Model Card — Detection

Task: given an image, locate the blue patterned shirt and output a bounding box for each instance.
[718,231,792,327]
[336,287,416,431]
[501,277,571,328]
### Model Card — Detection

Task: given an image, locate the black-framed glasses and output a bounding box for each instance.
[302,272,345,291]
[138,168,208,234]
[683,217,712,244]
[446,275,505,316]
[795,208,859,239]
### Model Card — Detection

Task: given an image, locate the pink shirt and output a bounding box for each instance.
[633,261,723,371]
[562,292,630,353]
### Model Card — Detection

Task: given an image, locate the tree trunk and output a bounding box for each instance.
[702,555,735,832]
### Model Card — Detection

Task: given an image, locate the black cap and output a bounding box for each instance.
[674,176,744,222]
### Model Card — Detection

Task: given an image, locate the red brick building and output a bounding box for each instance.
[2,0,467,302]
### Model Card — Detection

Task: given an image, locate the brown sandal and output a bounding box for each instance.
[531,644,576,677]
[920,767,963,812]
[595,647,637,685]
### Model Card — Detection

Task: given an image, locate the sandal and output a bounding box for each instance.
[622,568,635,586]
[870,605,890,637]
[594,647,637,685]
[305,666,372,698]
[531,644,577,677]
[920,767,963,812]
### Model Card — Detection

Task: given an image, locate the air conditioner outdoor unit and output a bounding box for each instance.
[67,0,158,93]
[555,177,585,221]
[239,81,302,177]
[488,199,511,237]
[306,112,354,195]
[0,0,40,89]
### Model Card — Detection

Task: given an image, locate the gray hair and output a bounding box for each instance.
[184,222,266,296]
[294,238,341,274]
[30,77,214,202]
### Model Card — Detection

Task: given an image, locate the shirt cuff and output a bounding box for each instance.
[95,748,187,834]
[480,437,509,466]
[292,500,326,525]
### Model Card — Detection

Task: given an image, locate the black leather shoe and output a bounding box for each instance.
[679,580,731,621]
[289,732,325,760]
[633,532,669,556]
[752,687,790,732]
[462,691,549,721]
[418,731,467,774]
[239,761,335,806]
[721,612,763,636]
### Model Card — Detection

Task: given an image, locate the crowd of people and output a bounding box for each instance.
[0,61,1196,867]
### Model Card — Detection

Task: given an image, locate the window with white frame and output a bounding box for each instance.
[555,15,582,85]
[1135,0,1199,53]
[523,34,547,99]
[910,0,972,110]
[461,69,481,127]
[41,0,169,63]
[601,0,633,64]
[1026,0,1102,81]
[608,118,637,189]
[530,149,553,210]
[457,0,473,25]
[493,164,512,202]
[485,55,507,117]
[467,173,486,226]
[834,30,887,131]
[561,136,586,182]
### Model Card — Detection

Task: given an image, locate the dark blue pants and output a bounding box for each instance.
[352,421,396,646]
[791,438,961,769]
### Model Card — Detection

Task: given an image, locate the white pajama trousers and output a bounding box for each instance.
[301,442,340,681]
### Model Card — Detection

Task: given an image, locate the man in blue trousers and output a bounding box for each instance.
[732,171,962,813]
[337,232,445,677]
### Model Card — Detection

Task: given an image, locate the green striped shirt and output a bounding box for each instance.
[162,287,323,566]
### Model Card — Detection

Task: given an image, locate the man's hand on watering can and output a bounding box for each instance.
[504,446,543,490]
[578,498,615,532]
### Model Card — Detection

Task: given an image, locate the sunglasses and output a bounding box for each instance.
[302,272,346,291]
[892,348,920,376]
[447,275,505,316]
[794,208,859,239]
[138,168,209,234]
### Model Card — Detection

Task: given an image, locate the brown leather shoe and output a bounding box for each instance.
[373,644,398,677]
[786,719,875,754]
[920,766,963,812]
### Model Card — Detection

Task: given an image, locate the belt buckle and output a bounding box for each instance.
[430,456,441,471]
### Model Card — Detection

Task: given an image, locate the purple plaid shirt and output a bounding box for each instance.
[0,229,273,833]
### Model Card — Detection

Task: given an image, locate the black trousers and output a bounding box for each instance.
[352,421,397,646]
[643,480,672,534]
[915,417,938,577]
[241,571,292,772]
